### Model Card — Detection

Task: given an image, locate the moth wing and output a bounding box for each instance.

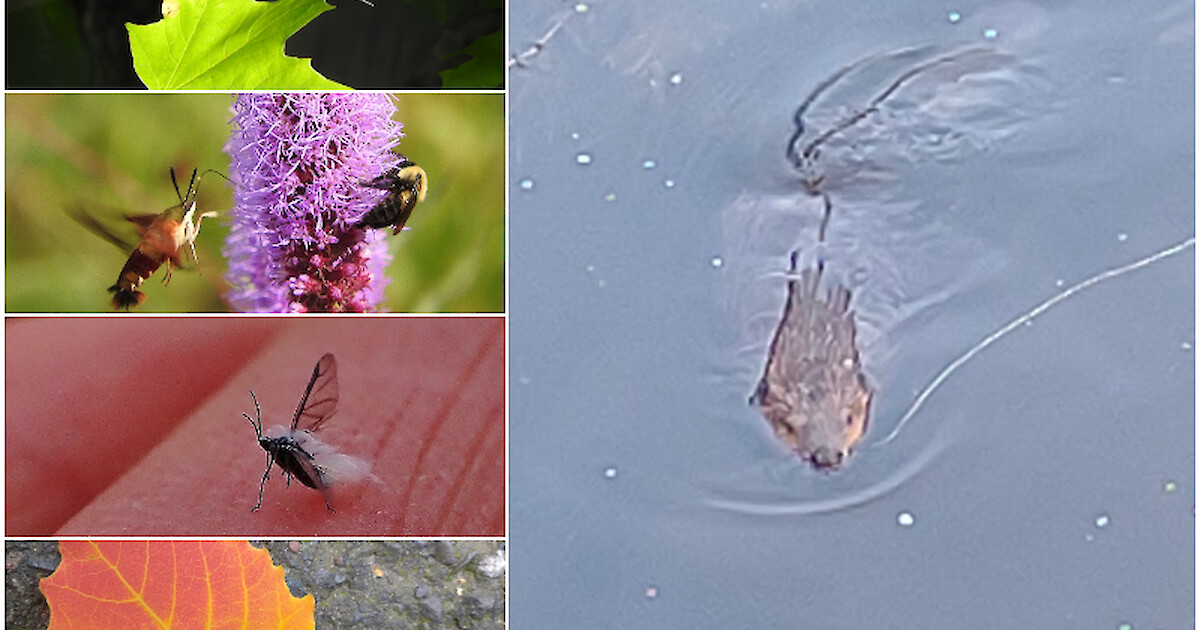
[69,208,135,251]
[124,212,169,236]
[292,353,338,431]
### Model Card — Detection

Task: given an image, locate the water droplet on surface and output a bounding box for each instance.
[570,132,581,141]
[1095,514,1110,528]
[664,179,676,188]
[642,159,657,170]
[1181,341,1193,351]
[897,511,915,527]
[1163,480,1177,492]
[710,256,723,268]
[983,28,998,39]
[604,467,618,479]
[604,192,617,202]
[644,586,658,599]
[519,178,534,191]
[574,2,589,13]
[669,72,683,85]
[947,10,962,23]
[1116,232,1129,242]
[576,153,593,165]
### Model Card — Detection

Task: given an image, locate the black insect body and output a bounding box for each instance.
[358,160,429,235]
[243,353,373,512]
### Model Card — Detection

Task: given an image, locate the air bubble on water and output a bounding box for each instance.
[570,132,581,141]
[519,178,534,191]
[1094,514,1110,528]
[710,256,723,268]
[604,467,618,479]
[1117,232,1129,242]
[983,28,998,39]
[1163,480,1177,492]
[947,10,962,23]
[604,192,617,202]
[669,72,683,85]
[1181,341,1192,351]
[642,159,657,170]
[576,153,592,165]
[897,511,915,527]
[574,3,589,13]
[664,179,676,188]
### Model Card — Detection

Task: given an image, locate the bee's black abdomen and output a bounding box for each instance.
[357,161,427,234]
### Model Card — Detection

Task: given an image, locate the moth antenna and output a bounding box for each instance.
[170,167,183,204]
[244,390,263,436]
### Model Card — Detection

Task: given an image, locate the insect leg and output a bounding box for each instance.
[253,452,273,511]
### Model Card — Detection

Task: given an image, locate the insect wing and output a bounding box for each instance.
[291,353,339,431]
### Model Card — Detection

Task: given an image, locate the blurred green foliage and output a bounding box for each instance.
[5,93,505,313]
[440,30,504,88]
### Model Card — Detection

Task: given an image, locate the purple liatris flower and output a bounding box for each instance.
[224,93,404,312]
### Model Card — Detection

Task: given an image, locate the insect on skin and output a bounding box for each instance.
[243,353,373,512]
[357,160,429,235]
[74,167,223,310]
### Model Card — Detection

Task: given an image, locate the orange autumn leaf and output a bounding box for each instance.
[40,540,314,630]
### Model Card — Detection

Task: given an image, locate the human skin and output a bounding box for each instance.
[6,317,505,536]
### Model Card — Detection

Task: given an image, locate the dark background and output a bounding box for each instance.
[6,0,503,89]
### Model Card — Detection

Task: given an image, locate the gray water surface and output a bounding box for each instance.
[509,1,1194,627]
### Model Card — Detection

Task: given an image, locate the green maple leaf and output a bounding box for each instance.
[128,0,347,89]
[439,29,503,88]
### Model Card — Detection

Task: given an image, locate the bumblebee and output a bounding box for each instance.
[358,161,428,235]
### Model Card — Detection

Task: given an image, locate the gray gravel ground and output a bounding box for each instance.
[5,540,505,630]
